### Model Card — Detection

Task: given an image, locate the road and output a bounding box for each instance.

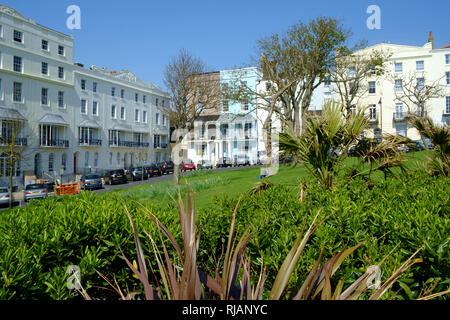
[0,165,263,211]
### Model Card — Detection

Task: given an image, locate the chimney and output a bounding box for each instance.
[428,31,434,49]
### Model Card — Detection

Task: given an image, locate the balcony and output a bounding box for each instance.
[393,112,409,122]
[40,139,69,148]
[79,139,102,147]
[0,137,27,147]
[154,143,168,149]
[109,140,150,148]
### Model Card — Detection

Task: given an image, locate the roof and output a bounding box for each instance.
[39,114,68,126]
[195,115,221,122]
[438,44,450,49]
[78,119,101,128]
[0,107,27,121]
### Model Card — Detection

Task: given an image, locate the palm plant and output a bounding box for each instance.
[80,187,449,300]
[409,115,449,176]
[280,101,368,188]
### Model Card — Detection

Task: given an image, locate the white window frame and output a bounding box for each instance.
[416,60,424,71]
[13,30,23,43]
[41,88,49,106]
[81,79,86,90]
[13,56,22,73]
[120,106,126,120]
[446,97,450,114]
[394,79,402,92]
[395,62,403,73]
[42,39,49,51]
[368,81,376,94]
[135,109,140,122]
[143,110,148,123]
[416,78,425,91]
[58,45,65,56]
[446,72,450,85]
[446,54,450,65]
[111,105,117,119]
[58,66,64,79]
[13,82,22,103]
[41,62,48,75]
[93,82,97,93]
[92,101,99,116]
[81,99,88,115]
[58,91,65,108]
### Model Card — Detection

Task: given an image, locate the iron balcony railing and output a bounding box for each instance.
[0,137,27,146]
[79,139,102,146]
[40,139,69,148]
[154,143,168,149]
[109,140,150,148]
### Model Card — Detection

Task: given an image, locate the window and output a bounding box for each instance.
[81,79,86,90]
[395,103,403,119]
[162,115,166,126]
[395,79,403,92]
[121,89,125,99]
[369,105,377,120]
[92,101,99,116]
[445,96,450,114]
[111,87,115,97]
[143,110,147,123]
[446,54,450,65]
[109,152,113,166]
[155,98,159,106]
[48,153,54,172]
[135,93,139,102]
[324,77,332,86]
[156,113,159,125]
[446,72,450,85]
[416,60,424,71]
[41,62,48,75]
[368,81,376,94]
[58,91,64,108]
[42,39,48,51]
[135,109,140,122]
[395,62,403,73]
[223,100,229,112]
[58,45,65,56]
[417,78,425,91]
[94,152,99,168]
[120,106,126,120]
[143,95,146,104]
[58,67,64,79]
[41,88,48,106]
[93,82,97,93]
[349,67,356,77]
[13,30,23,43]
[0,153,20,177]
[62,154,67,171]
[241,99,249,112]
[13,82,22,102]
[84,152,90,168]
[111,105,117,119]
[162,100,165,107]
[13,56,22,72]
[81,99,88,114]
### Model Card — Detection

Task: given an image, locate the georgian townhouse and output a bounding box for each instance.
[0,4,170,188]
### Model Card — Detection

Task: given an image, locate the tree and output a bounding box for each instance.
[0,119,27,208]
[164,49,220,186]
[256,17,350,136]
[393,72,445,149]
[330,44,391,116]
[164,49,220,131]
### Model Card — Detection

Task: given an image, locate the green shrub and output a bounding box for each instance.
[0,171,448,300]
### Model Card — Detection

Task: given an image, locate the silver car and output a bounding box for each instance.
[24,184,48,202]
[0,187,11,205]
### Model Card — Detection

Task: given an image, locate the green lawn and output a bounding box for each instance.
[113,151,431,209]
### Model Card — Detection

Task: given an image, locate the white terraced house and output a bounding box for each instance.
[349,33,450,140]
[0,4,170,188]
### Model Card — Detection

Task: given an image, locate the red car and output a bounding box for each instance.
[180,159,196,172]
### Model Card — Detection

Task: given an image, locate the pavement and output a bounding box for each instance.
[0,165,263,211]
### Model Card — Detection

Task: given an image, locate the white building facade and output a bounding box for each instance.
[0,5,170,188]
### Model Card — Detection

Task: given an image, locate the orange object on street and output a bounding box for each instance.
[56,183,79,196]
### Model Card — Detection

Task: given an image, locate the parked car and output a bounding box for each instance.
[197,160,213,170]
[24,184,48,202]
[180,159,196,172]
[160,161,174,174]
[129,167,149,181]
[146,164,162,177]
[0,187,11,206]
[234,155,251,167]
[108,169,128,185]
[216,157,233,168]
[80,174,103,190]
[406,140,425,152]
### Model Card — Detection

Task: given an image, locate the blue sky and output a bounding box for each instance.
[4,0,450,90]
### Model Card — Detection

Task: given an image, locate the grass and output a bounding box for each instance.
[112,151,431,209]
